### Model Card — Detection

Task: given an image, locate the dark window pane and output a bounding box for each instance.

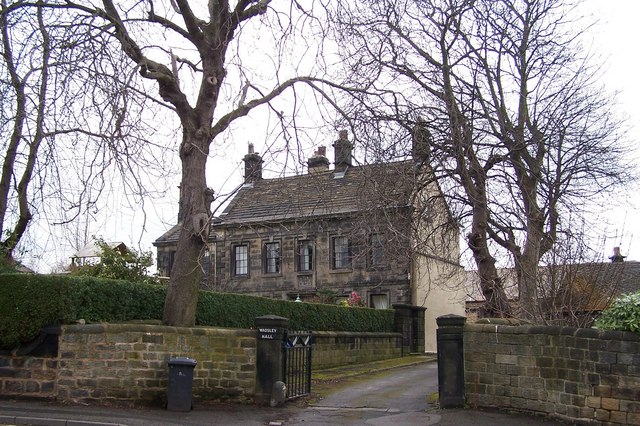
[265,242,280,273]
[371,234,385,266]
[234,245,248,275]
[333,236,350,269]
[298,240,313,272]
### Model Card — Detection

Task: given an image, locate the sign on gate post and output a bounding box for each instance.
[254,315,288,406]
[436,314,466,408]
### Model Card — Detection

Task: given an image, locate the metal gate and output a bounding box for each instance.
[283,331,312,399]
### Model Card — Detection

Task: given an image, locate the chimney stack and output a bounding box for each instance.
[333,130,352,172]
[610,246,626,263]
[243,143,263,184]
[412,117,431,163]
[307,146,330,173]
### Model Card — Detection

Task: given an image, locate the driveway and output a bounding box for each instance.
[284,361,564,425]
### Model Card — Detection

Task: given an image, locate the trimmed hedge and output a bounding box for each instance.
[0,274,394,349]
[196,291,394,332]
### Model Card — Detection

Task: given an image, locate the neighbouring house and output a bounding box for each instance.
[465,247,640,325]
[70,241,129,267]
[154,129,466,352]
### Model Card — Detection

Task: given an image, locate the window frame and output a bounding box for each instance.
[296,239,314,273]
[263,241,281,275]
[232,243,249,277]
[369,293,390,309]
[164,250,175,278]
[331,235,351,270]
[370,233,386,268]
[203,247,211,277]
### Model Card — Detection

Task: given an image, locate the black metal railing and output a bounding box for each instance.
[283,331,312,399]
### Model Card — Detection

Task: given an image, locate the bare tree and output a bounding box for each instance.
[328,0,630,319]
[35,0,347,326]
[0,2,52,263]
[0,1,173,269]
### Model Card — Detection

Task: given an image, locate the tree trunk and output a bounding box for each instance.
[468,202,512,318]
[514,205,545,320]
[162,125,212,327]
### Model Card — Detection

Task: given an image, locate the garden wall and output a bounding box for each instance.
[313,331,402,369]
[0,323,403,406]
[464,323,640,425]
[1,323,256,406]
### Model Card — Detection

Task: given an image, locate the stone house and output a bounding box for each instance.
[154,130,466,352]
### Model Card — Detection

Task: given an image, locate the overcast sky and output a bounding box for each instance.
[577,0,640,260]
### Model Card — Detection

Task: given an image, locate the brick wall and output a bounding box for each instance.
[464,323,640,425]
[313,331,403,369]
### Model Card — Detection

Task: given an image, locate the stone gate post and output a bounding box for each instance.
[254,315,288,405]
[436,314,466,408]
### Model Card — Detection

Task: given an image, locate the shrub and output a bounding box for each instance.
[69,238,159,285]
[0,273,395,349]
[595,291,640,333]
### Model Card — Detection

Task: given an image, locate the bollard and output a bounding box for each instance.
[436,314,466,408]
[254,315,288,405]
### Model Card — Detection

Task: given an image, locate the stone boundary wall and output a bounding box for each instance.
[1,323,256,406]
[1,324,403,405]
[464,323,640,425]
[0,356,57,398]
[312,331,403,369]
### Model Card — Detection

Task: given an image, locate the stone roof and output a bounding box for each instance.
[216,160,417,226]
[569,260,640,306]
[465,260,640,308]
[153,159,425,246]
[153,224,183,246]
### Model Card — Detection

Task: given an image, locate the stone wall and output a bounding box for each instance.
[464,323,640,425]
[1,323,404,406]
[213,217,413,305]
[313,331,402,369]
[0,356,57,398]
[1,323,256,406]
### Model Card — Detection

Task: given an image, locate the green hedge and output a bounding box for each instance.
[595,291,640,334]
[195,291,394,332]
[0,274,394,349]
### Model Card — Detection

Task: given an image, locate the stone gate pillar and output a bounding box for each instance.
[254,315,288,405]
[436,314,466,408]
[393,304,427,354]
